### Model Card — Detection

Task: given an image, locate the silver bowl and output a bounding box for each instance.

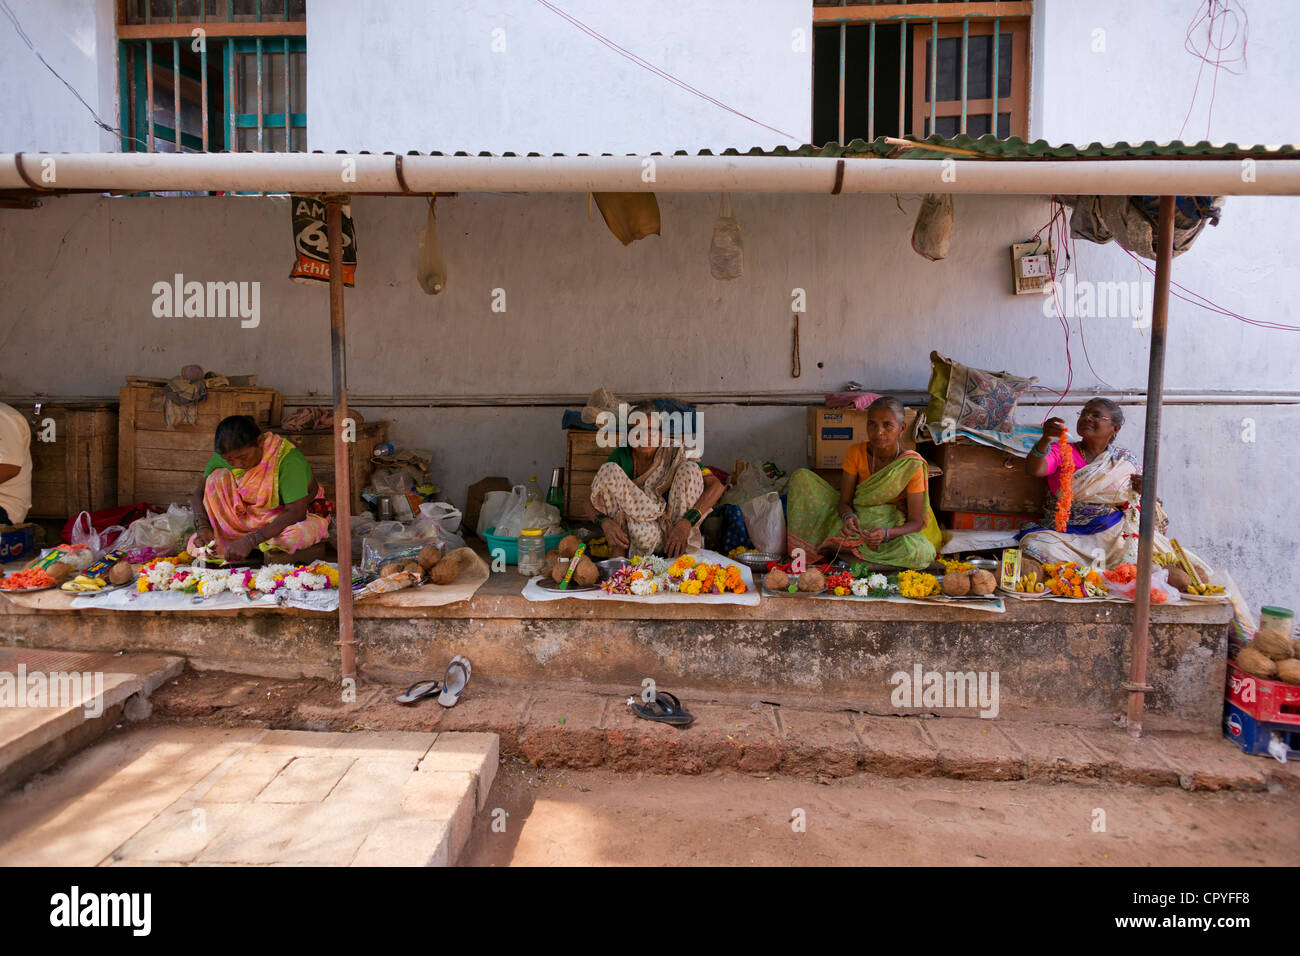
[596,557,631,581]
[735,551,782,571]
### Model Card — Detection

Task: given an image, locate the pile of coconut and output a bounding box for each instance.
[1235,627,1300,685]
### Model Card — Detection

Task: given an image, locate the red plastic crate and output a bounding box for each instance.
[1225,660,1300,726]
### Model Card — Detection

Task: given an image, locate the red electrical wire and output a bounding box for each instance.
[534,0,801,143]
[1121,247,1300,332]
[1177,0,1249,141]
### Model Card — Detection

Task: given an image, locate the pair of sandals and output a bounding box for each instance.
[396,655,471,707]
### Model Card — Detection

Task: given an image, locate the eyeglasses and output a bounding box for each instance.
[1078,410,1113,423]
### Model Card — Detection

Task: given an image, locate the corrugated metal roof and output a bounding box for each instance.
[365,137,1300,160]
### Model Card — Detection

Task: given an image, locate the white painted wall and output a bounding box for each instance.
[0,0,117,153]
[306,0,810,153]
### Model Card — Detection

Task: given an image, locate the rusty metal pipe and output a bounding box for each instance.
[326,196,357,684]
[1126,194,1176,737]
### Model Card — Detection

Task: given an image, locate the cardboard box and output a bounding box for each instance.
[807,407,918,469]
[0,523,38,562]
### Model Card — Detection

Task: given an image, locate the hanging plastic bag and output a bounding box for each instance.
[491,485,530,537]
[417,197,447,294]
[69,512,102,557]
[709,193,744,280]
[740,492,786,554]
[912,193,954,261]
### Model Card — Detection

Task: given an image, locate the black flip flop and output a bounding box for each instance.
[396,679,442,705]
[631,690,695,727]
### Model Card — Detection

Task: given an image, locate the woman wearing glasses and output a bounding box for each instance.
[1019,398,1168,569]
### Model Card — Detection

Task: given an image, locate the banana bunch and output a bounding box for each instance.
[61,575,107,593]
[1015,572,1045,593]
[1154,552,1179,569]
[1185,582,1225,595]
[1085,580,1108,597]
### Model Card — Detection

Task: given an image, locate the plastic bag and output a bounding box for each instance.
[371,471,414,496]
[1107,566,1182,604]
[361,521,406,571]
[121,504,194,555]
[69,512,102,557]
[709,193,744,280]
[491,485,529,538]
[740,492,785,554]
[417,501,462,536]
[912,193,954,261]
[519,500,561,534]
[476,490,513,537]
[417,197,448,294]
[719,460,778,507]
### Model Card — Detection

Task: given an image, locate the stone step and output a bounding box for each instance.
[0,647,184,794]
[0,727,498,867]
[148,670,1300,794]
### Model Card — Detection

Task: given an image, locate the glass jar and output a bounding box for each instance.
[517,528,546,577]
[1258,606,1295,645]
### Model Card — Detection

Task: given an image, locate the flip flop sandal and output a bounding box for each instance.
[437,656,472,707]
[396,679,442,705]
[631,690,695,727]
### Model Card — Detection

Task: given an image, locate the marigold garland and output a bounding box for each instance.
[1054,429,1075,532]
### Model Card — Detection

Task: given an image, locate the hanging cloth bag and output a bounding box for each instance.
[709,193,744,280]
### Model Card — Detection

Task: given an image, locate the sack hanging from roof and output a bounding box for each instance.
[417,197,448,294]
[709,193,744,280]
[1063,195,1223,260]
[911,193,954,261]
[591,192,661,245]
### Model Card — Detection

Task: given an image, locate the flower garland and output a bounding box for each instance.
[1054,430,1075,532]
[136,556,338,597]
[600,555,747,596]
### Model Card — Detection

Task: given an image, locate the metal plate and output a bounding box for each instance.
[0,583,59,593]
[535,577,600,593]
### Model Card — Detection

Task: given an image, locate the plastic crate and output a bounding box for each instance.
[1223,702,1300,759]
[1225,660,1300,726]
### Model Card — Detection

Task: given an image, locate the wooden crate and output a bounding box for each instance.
[564,429,607,522]
[932,440,1045,516]
[275,421,388,514]
[117,383,283,506]
[28,402,119,519]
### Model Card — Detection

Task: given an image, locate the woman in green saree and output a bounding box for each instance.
[786,397,942,569]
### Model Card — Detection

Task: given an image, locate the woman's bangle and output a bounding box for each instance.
[683,508,701,525]
[594,512,609,526]
[884,529,891,541]
[1029,447,1048,458]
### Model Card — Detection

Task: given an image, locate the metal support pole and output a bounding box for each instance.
[326,196,357,683]
[1126,194,1176,737]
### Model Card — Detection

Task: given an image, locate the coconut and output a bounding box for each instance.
[969,569,997,596]
[1276,659,1300,686]
[1166,567,1192,592]
[557,535,582,558]
[1236,645,1279,680]
[573,555,599,586]
[417,545,442,570]
[107,562,135,586]
[1252,628,1294,662]
[942,571,971,597]
[380,562,406,579]
[764,568,790,591]
[796,567,825,592]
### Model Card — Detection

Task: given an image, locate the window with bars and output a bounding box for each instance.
[812,1,1031,145]
[117,0,306,153]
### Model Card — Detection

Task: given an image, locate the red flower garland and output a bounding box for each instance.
[1054,430,1075,533]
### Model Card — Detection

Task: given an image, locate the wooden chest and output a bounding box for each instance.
[117,382,283,506]
[275,421,388,515]
[28,402,119,519]
[931,440,1046,517]
[564,429,606,522]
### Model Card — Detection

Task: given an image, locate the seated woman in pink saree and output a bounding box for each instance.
[190,415,331,562]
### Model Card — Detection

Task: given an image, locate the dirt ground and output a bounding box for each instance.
[462,758,1300,866]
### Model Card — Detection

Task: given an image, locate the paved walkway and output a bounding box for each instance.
[0,727,496,866]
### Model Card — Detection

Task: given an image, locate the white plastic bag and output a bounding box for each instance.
[1108,566,1183,604]
[492,485,529,537]
[476,490,513,537]
[120,504,194,555]
[69,512,102,557]
[741,491,786,554]
[720,460,777,507]
[519,500,561,534]
[709,193,744,280]
[417,501,462,536]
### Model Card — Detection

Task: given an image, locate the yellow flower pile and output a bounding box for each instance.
[899,570,939,598]
[938,557,973,573]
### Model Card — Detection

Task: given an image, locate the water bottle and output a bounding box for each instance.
[526,475,543,504]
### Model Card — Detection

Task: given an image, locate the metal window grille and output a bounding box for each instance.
[812,1,1030,145]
